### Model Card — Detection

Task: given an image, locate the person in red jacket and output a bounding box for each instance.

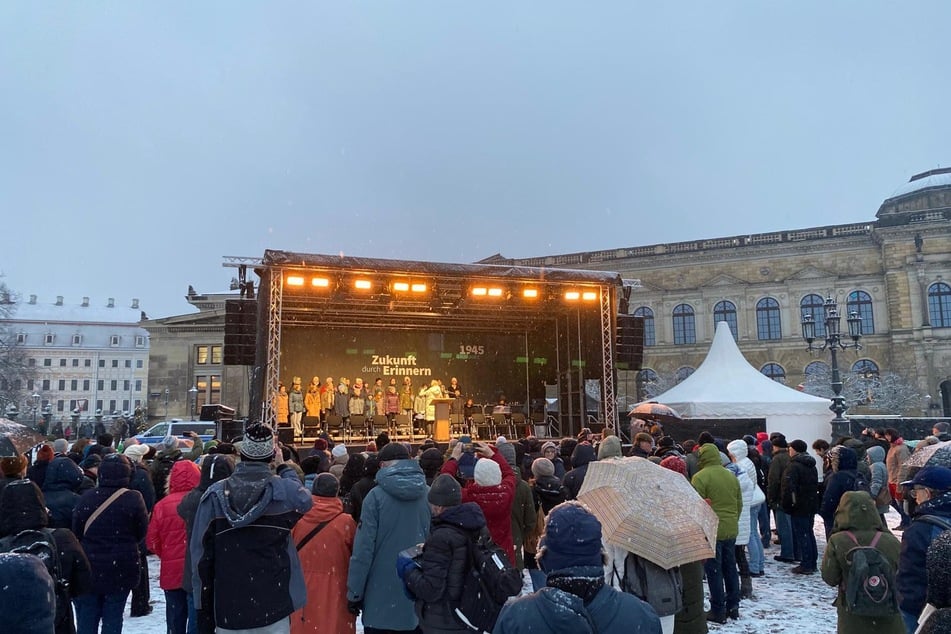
[440,440,517,563]
[146,459,201,634]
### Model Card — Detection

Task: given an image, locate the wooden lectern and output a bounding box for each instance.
[432,398,454,442]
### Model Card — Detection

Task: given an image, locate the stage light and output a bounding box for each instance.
[522,288,539,299]
[487,288,503,297]
[471,287,488,296]
[311,277,330,288]
[286,276,305,287]
[582,291,598,301]
[354,279,373,290]
[393,282,410,292]
[411,283,427,293]
[564,291,580,301]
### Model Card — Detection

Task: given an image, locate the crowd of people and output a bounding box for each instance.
[1,420,951,633]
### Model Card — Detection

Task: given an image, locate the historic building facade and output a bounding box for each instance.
[490,168,951,417]
[142,287,250,423]
[0,295,150,428]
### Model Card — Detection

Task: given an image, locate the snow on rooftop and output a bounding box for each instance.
[9,296,144,324]
[887,168,951,200]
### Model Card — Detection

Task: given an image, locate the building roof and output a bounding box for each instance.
[7,296,144,325]
[885,167,951,201]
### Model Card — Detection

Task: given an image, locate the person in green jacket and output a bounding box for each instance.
[691,443,742,624]
[820,490,904,634]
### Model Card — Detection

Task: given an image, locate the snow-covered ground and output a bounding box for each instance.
[128,510,906,634]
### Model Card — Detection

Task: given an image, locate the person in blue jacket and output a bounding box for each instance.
[493,501,661,634]
[347,441,431,634]
[897,466,951,633]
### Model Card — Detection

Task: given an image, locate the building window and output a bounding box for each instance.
[98,359,105,368]
[672,304,696,345]
[633,307,655,346]
[136,359,143,368]
[756,297,782,340]
[211,345,222,364]
[135,379,142,392]
[45,333,54,345]
[72,334,82,346]
[43,358,51,367]
[135,335,145,348]
[852,358,880,377]
[805,361,828,376]
[42,379,50,391]
[125,359,131,368]
[847,290,875,335]
[110,380,118,391]
[713,301,738,339]
[83,379,90,391]
[28,358,36,367]
[122,399,130,412]
[84,359,91,367]
[761,363,786,383]
[123,380,130,392]
[70,379,78,391]
[109,400,117,413]
[196,345,210,364]
[57,400,65,412]
[675,367,695,383]
[111,360,118,368]
[72,359,79,367]
[800,294,827,339]
[928,282,951,327]
[110,335,120,347]
[195,374,222,408]
[95,399,103,412]
[97,380,104,391]
[58,379,66,390]
[27,379,34,391]
[59,358,66,367]
[16,333,25,344]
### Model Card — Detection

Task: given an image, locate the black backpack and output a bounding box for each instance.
[618,552,684,617]
[0,528,68,624]
[841,531,898,618]
[452,532,522,633]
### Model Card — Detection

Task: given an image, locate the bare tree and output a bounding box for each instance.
[802,365,924,415]
[0,284,35,412]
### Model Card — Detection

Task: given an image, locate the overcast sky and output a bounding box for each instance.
[1,2,949,320]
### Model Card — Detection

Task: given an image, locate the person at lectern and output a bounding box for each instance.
[421,379,443,438]
[447,377,463,414]
[289,377,305,439]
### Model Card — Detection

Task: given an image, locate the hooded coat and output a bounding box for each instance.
[819,447,860,534]
[404,502,488,634]
[781,452,820,517]
[291,494,357,634]
[72,454,149,596]
[897,490,951,618]
[0,479,92,634]
[494,565,662,634]
[347,458,431,631]
[146,460,201,590]
[190,461,313,631]
[563,443,597,501]
[41,456,85,530]
[821,491,904,634]
[691,444,741,540]
[865,446,890,514]
[441,450,517,565]
[726,462,754,546]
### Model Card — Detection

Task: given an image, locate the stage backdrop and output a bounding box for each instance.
[280,326,558,406]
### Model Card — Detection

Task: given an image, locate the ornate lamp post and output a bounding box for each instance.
[801,296,863,439]
[31,392,41,431]
[188,386,199,421]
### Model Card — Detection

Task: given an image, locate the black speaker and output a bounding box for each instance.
[224,299,258,365]
[616,314,645,369]
[277,426,295,445]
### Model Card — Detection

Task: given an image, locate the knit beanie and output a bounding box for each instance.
[538,501,603,573]
[313,438,329,452]
[474,457,502,486]
[36,445,54,463]
[659,455,687,477]
[378,442,409,463]
[312,472,340,498]
[790,439,808,454]
[597,435,622,460]
[240,423,275,461]
[428,473,462,507]
[532,457,555,479]
[541,441,559,454]
[1,454,28,477]
[158,436,179,453]
[496,442,517,468]
[657,436,675,450]
[697,431,716,446]
[0,552,56,634]
[123,444,150,463]
[634,432,653,445]
[772,435,788,449]
[53,438,69,455]
[331,443,348,459]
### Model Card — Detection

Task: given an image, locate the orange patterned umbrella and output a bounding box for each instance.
[578,456,718,569]
[627,401,683,425]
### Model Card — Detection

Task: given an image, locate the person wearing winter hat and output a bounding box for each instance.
[190,423,312,632]
[292,471,357,634]
[631,432,655,459]
[597,435,623,460]
[418,447,445,485]
[495,501,662,634]
[440,440,517,565]
[26,444,55,488]
[767,434,797,563]
[497,440,537,571]
[329,442,349,479]
[917,530,951,631]
[0,449,28,500]
[347,426,429,634]
[541,441,566,480]
[782,439,819,574]
[402,474,491,634]
[0,553,58,634]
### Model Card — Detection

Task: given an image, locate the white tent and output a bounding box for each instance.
[652,321,834,441]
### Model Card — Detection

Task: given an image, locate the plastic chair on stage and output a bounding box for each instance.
[325,413,347,443]
[491,413,511,439]
[350,414,367,442]
[510,412,528,438]
[470,413,489,440]
[393,414,412,441]
[450,413,468,436]
[370,415,388,438]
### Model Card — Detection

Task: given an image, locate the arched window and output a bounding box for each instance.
[804,361,829,377]
[756,297,782,340]
[713,301,738,339]
[847,290,875,335]
[851,358,879,377]
[633,307,655,346]
[638,368,659,384]
[760,363,786,383]
[800,294,827,338]
[928,282,951,328]
[675,367,695,383]
[672,304,696,345]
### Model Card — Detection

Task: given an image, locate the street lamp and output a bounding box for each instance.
[164,388,170,421]
[188,386,198,421]
[801,296,863,439]
[31,392,40,430]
